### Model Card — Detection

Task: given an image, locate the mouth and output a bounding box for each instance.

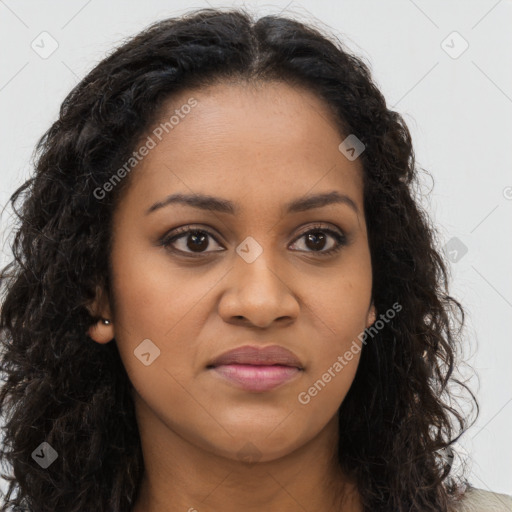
[206,345,304,392]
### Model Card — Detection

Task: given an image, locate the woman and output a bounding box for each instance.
[0,7,510,512]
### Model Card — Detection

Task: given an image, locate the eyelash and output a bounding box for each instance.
[158,223,347,258]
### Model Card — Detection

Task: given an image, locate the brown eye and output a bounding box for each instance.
[289,226,346,256]
[161,227,224,255]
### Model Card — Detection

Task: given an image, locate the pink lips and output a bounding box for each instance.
[207,345,303,392]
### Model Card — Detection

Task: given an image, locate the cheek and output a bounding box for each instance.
[110,260,213,438]
[108,246,214,396]
[305,267,372,350]
[296,270,371,410]
[295,296,364,423]
[110,241,220,339]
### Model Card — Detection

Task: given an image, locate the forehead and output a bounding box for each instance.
[123,81,364,212]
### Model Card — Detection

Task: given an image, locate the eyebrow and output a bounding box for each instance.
[145,190,359,216]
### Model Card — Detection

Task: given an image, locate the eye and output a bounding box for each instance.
[289,224,347,256]
[159,226,224,256]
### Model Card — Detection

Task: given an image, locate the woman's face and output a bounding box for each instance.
[91,80,376,462]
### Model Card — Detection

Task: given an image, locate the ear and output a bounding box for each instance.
[366,300,376,328]
[86,283,114,344]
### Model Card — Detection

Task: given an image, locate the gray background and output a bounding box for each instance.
[1,0,511,498]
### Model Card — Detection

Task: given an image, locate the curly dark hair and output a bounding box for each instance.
[0,6,478,512]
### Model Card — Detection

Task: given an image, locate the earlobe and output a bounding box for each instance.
[86,284,114,344]
[87,318,114,344]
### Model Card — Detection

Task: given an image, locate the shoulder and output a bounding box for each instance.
[450,487,512,512]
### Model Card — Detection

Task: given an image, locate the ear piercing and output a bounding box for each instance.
[102,318,111,325]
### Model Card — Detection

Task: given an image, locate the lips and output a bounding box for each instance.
[207,345,304,392]
[207,345,303,369]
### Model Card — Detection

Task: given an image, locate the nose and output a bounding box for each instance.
[218,249,300,329]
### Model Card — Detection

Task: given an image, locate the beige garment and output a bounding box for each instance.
[451,487,512,512]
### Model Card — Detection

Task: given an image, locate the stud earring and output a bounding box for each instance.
[102,318,111,325]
